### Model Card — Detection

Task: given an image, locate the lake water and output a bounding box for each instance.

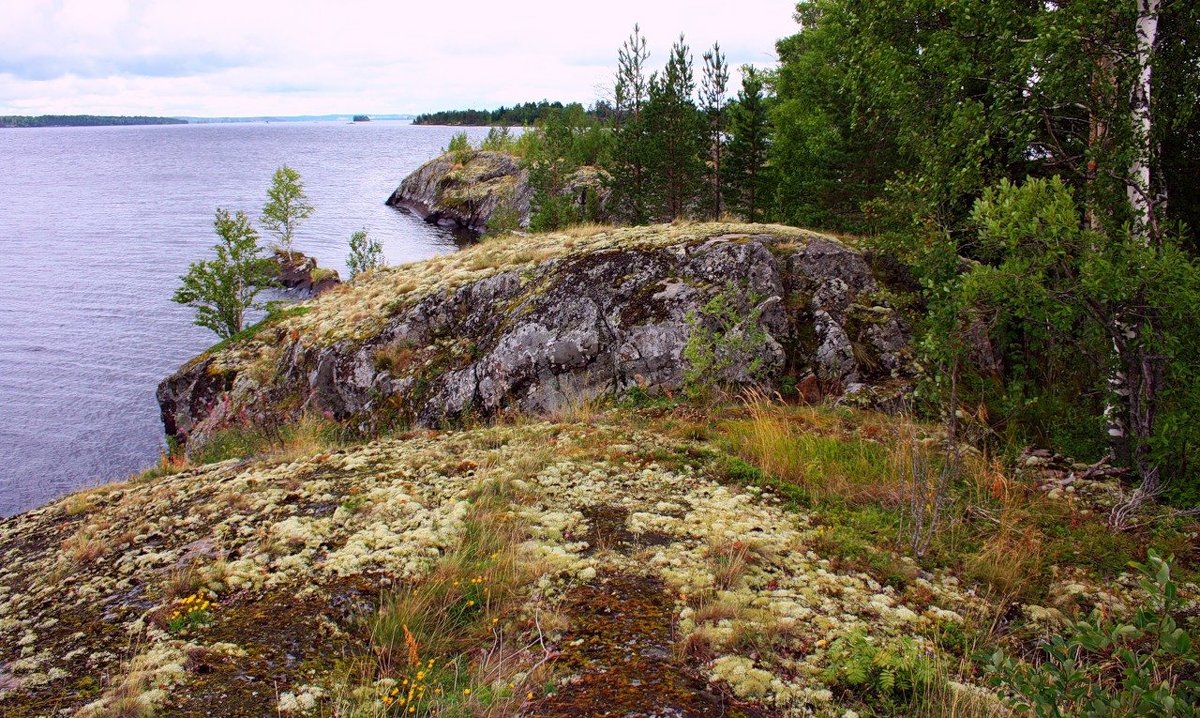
[0,121,492,517]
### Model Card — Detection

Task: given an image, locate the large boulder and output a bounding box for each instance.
[386,150,532,234]
[158,223,911,451]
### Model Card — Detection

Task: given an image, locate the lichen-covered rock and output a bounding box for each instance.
[0,421,1001,717]
[157,223,912,451]
[386,150,532,234]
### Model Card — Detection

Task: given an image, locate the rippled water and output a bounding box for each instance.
[0,121,491,516]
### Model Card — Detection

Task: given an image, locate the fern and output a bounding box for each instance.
[823,629,937,711]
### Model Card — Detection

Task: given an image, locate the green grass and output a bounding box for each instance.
[205,304,311,354]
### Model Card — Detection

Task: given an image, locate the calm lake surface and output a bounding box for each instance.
[0,121,491,517]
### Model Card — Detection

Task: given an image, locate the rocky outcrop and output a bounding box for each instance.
[270,250,341,296]
[386,150,532,234]
[157,223,911,451]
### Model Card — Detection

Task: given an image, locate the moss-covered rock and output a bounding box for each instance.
[156,223,912,453]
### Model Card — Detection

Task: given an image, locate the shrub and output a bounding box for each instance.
[445,131,472,161]
[823,629,938,711]
[480,126,516,153]
[988,551,1200,717]
[346,228,384,278]
[682,285,771,400]
[484,198,522,238]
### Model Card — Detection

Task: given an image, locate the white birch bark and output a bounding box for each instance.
[1129,0,1159,239]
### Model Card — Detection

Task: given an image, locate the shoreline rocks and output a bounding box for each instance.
[386,150,531,235]
[270,249,341,296]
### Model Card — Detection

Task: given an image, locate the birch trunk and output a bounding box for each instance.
[1110,0,1163,528]
[1129,0,1159,242]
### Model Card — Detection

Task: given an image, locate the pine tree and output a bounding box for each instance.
[608,25,653,224]
[700,43,730,219]
[644,35,702,220]
[723,66,773,221]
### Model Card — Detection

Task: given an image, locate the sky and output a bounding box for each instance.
[0,0,798,117]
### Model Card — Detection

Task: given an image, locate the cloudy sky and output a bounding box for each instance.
[0,0,798,117]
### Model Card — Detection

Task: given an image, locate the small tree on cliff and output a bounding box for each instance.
[260,165,314,253]
[346,228,384,278]
[173,208,276,340]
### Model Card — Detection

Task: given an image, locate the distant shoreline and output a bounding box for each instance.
[1,114,416,128]
[0,115,186,128]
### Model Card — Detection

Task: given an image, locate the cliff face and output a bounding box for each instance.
[156,223,910,453]
[386,150,532,234]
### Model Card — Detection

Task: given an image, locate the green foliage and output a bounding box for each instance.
[525,104,613,231]
[445,131,472,161]
[479,126,516,153]
[412,100,601,127]
[0,114,185,128]
[192,423,276,465]
[682,285,770,400]
[988,551,1200,717]
[483,197,522,238]
[346,228,384,278]
[823,629,937,711]
[607,24,654,225]
[963,177,1200,500]
[699,43,729,219]
[771,1,907,232]
[172,209,276,340]
[723,66,774,222]
[205,303,310,354]
[260,165,314,253]
[643,35,703,221]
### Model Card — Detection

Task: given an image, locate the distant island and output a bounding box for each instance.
[413,100,608,126]
[352,114,370,122]
[0,115,186,128]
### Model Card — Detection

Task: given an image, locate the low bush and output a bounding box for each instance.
[988,551,1200,717]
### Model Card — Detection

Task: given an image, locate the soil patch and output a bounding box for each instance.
[531,573,773,718]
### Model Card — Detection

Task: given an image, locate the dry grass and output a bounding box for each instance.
[161,565,205,603]
[707,537,771,591]
[546,383,606,425]
[723,393,894,503]
[77,646,178,718]
[270,414,340,464]
[60,492,99,517]
[678,625,717,662]
[915,653,1011,718]
[62,524,108,564]
[373,341,420,374]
